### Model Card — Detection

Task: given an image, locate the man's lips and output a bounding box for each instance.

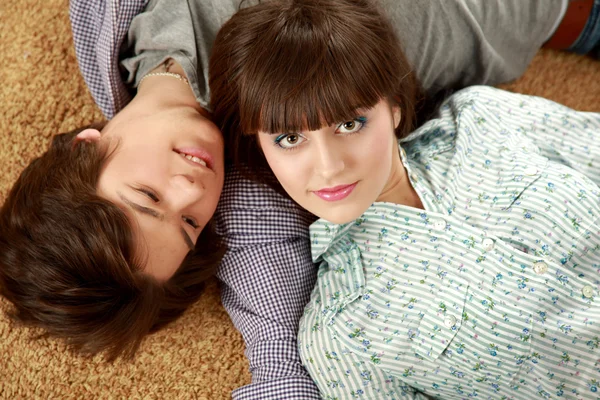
[175,147,214,171]
[313,182,358,201]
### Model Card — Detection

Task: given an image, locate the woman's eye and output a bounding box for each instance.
[337,117,366,134]
[274,133,305,149]
[183,216,199,229]
[343,121,356,131]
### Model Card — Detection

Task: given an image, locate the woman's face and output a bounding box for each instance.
[257,99,401,224]
[94,106,225,281]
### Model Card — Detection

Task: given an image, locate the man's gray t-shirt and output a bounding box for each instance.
[121,0,563,109]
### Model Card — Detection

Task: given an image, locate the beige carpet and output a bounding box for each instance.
[0,0,599,398]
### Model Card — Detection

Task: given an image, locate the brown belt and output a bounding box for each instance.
[544,0,594,49]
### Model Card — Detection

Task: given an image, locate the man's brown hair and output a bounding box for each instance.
[209,0,422,183]
[0,125,225,360]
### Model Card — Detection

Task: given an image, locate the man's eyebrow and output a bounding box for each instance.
[119,193,164,220]
[118,192,195,252]
[180,227,195,252]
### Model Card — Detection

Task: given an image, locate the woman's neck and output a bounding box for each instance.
[376,147,424,209]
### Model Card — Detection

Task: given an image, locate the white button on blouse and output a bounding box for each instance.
[582,285,594,299]
[524,166,539,176]
[533,261,548,275]
[482,238,495,251]
[444,315,457,328]
[433,220,447,231]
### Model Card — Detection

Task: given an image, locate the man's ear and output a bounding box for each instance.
[393,106,401,129]
[75,128,102,143]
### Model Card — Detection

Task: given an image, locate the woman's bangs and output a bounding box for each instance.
[238,28,394,135]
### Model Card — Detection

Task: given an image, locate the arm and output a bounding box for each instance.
[383,0,566,96]
[298,289,432,400]
[214,168,321,399]
[69,0,145,119]
[491,88,599,185]
[71,0,568,119]
[448,86,600,186]
[219,242,321,399]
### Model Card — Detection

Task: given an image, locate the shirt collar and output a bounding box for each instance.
[309,219,357,262]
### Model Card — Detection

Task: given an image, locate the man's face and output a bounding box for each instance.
[94,106,225,281]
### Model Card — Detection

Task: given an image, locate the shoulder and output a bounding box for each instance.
[443,86,576,121]
[214,166,315,246]
[70,0,145,118]
[408,86,572,154]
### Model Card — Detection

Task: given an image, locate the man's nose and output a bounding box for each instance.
[166,174,204,206]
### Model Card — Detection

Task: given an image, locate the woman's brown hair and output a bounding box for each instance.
[209,0,422,185]
[0,125,225,361]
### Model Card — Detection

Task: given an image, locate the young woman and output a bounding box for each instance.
[208,0,600,398]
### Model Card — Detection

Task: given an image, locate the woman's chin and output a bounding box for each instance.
[314,206,368,225]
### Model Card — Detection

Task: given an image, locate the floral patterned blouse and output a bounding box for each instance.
[298,86,600,400]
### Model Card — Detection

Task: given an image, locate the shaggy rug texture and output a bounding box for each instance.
[0,0,598,398]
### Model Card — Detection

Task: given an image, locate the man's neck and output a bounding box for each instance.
[134,59,208,117]
[135,76,199,111]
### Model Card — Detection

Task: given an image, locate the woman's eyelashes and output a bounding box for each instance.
[274,133,305,149]
[273,117,368,150]
[136,186,199,229]
[337,116,367,134]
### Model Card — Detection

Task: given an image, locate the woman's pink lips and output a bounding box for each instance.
[313,182,357,202]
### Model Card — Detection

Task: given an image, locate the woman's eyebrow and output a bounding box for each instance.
[261,131,287,136]
[117,192,195,251]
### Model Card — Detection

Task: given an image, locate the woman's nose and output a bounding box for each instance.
[314,141,345,180]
